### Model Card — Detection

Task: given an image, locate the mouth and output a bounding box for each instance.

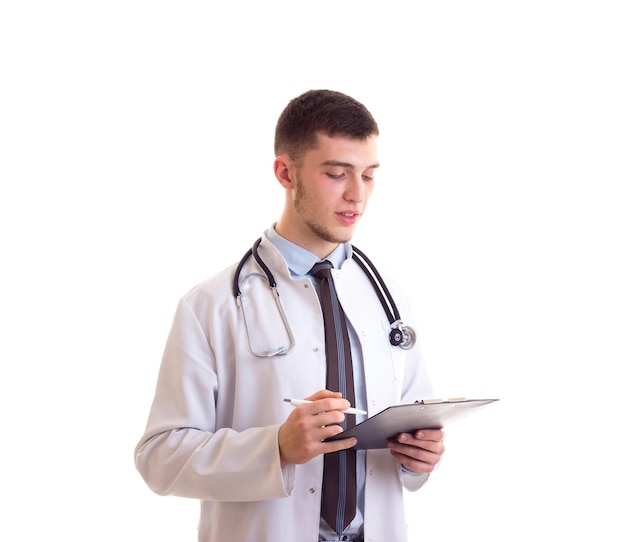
[337,211,360,224]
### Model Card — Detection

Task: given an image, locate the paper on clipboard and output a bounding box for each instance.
[324,398,499,450]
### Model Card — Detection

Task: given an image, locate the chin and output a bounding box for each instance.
[332,233,354,245]
[310,223,355,245]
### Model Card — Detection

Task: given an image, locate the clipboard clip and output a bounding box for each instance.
[415,397,467,404]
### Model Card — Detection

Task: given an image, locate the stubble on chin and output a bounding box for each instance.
[307,221,353,245]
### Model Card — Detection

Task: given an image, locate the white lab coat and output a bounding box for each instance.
[135,235,434,542]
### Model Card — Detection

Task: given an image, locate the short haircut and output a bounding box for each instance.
[274,89,379,163]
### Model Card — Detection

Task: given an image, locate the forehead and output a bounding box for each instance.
[305,133,379,166]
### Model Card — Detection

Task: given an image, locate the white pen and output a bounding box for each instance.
[283,397,367,415]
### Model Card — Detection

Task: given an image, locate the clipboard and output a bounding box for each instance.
[324,398,499,450]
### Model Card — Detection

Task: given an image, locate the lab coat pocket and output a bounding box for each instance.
[381,320,405,383]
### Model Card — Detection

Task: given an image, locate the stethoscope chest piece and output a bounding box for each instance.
[389,321,417,350]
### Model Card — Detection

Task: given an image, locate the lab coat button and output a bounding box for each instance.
[308,487,315,494]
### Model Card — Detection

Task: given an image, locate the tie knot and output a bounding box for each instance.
[310,260,333,279]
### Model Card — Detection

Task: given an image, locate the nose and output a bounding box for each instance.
[344,176,365,203]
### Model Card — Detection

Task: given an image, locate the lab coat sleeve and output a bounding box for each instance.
[401,469,430,492]
[134,296,294,501]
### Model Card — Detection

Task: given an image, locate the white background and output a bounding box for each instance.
[1,1,625,540]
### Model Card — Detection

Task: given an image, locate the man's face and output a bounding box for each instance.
[284,133,379,257]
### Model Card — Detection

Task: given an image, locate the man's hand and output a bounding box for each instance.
[278,389,358,464]
[386,429,445,473]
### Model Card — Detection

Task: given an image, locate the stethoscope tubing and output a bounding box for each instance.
[232,238,415,356]
[351,245,401,326]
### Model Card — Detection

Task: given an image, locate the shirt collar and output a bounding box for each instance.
[265,225,351,277]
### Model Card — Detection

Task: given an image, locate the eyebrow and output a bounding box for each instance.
[322,160,380,169]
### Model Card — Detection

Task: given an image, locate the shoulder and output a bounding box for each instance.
[181,261,240,310]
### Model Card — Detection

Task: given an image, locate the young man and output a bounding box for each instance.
[135,89,445,542]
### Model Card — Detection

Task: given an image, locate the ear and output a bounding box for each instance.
[274,156,295,189]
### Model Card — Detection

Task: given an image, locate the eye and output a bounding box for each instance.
[362,171,376,181]
[326,172,345,180]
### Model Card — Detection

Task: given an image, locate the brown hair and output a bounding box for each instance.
[274,89,379,163]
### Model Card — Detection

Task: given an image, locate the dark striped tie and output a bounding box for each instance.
[310,261,357,535]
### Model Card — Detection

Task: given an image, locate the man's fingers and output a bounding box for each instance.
[322,437,358,453]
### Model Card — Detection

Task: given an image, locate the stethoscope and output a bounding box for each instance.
[232,238,417,358]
